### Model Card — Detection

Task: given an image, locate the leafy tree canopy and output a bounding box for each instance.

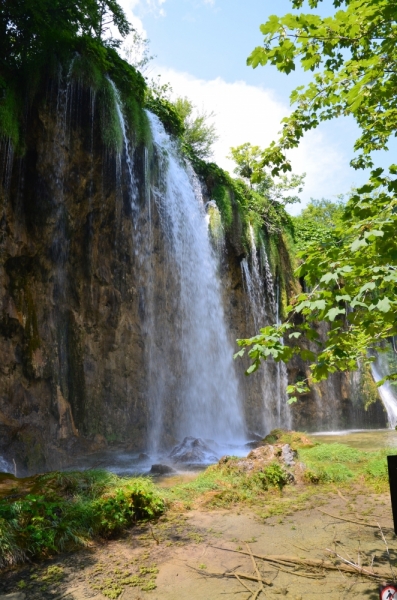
[237,0,397,396]
[0,0,132,72]
[228,142,304,204]
[293,197,345,250]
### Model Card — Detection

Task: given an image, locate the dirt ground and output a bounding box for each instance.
[0,486,395,600]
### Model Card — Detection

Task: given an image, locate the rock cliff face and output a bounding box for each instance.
[0,81,386,474]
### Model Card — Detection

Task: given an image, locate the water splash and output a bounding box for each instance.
[371,359,397,428]
[145,111,245,447]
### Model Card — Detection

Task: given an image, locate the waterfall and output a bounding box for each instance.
[371,358,397,428]
[144,111,245,447]
[241,226,291,433]
[0,455,11,474]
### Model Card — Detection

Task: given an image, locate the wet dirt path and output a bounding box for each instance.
[0,487,395,600]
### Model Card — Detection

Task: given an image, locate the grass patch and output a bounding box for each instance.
[161,459,290,510]
[162,436,397,513]
[299,443,396,487]
[0,470,164,568]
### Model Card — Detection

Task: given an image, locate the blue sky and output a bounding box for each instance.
[119,0,389,213]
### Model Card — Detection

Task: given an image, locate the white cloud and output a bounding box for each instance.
[115,0,147,36]
[152,66,351,213]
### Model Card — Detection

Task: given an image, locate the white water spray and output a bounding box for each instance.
[371,360,397,428]
[145,112,245,445]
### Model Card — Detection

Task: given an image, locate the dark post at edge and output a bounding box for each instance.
[387,455,397,535]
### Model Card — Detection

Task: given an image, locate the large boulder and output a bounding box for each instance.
[219,443,298,478]
[150,464,176,475]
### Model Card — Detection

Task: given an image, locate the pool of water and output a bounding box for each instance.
[311,428,397,451]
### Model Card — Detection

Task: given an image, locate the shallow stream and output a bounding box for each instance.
[311,428,397,450]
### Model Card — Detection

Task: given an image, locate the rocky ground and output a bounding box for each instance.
[0,485,395,600]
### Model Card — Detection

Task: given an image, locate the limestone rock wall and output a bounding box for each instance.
[0,82,387,475]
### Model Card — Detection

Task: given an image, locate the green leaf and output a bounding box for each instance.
[311,299,326,311]
[326,307,345,321]
[289,332,302,339]
[377,297,392,313]
[320,272,338,283]
[351,237,368,252]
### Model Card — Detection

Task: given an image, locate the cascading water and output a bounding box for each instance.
[371,357,397,428]
[0,456,11,474]
[240,225,291,433]
[109,79,138,219]
[144,111,245,448]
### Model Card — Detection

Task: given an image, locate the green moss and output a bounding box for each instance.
[0,80,21,150]
[212,184,233,228]
[97,77,123,153]
[262,429,315,449]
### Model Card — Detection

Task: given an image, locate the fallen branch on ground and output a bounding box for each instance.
[317,508,386,529]
[186,564,272,587]
[210,546,391,580]
[245,542,264,599]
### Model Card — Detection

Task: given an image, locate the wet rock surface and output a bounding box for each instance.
[169,437,218,464]
[150,464,176,475]
[219,442,299,481]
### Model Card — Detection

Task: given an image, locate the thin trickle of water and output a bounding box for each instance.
[240,226,291,433]
[108,79,137,219]
[145,111,245,446]
[0,455,11,474]
[372,358,397,428]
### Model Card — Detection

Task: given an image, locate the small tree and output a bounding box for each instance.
[173,96,218,160]
[228,142,304,204]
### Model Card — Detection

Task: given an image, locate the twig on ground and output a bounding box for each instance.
[276,564,324,580]
[336,489,348,502]
[186,564,272,586]
[149,523,159,545]
[325,548,380,578]
[234,572,254,594]
[292,543,310,553]
[378,523,396,580]
[210,545,390,580]
[246,543,264,598]
[317,508,382,528]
